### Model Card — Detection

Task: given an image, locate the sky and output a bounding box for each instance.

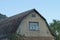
[0,0,60,23]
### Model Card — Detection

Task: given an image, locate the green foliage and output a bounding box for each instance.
[50,19,60,40]
[50,20,60,32]
[8,33,25,40]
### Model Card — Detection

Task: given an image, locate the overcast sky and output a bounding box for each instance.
[0,0,60,23]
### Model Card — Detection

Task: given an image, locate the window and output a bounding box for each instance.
[29,22,39,31]
[32,14,36,17]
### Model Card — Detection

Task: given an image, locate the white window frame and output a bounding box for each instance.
[29,22,39,31]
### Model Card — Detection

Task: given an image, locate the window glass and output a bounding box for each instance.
[32,14,36,17]
[29,22,39,31]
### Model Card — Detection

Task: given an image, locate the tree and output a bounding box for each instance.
[8,33,25,40]
[49,19,60,40]
[0,13,7,20]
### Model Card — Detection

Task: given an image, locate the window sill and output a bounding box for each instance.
[29,29,40,31]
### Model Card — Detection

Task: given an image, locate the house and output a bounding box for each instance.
[0,9,54,40]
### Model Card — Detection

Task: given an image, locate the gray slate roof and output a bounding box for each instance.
[0,9,54,39]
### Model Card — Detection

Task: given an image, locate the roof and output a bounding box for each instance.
[0,9,55,38]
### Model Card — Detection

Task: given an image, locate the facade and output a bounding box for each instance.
[0,9,54,40]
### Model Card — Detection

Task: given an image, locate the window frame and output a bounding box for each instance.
[29,22,39,31]
[31,14,36,17]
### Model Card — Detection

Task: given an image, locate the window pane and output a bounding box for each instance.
[29,22,39,31]
[29,23,32,30]
[32,14,36,17]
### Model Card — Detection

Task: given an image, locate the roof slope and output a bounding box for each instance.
[0,9,54,38]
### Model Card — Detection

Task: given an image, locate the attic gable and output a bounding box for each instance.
[0,9,54,38]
